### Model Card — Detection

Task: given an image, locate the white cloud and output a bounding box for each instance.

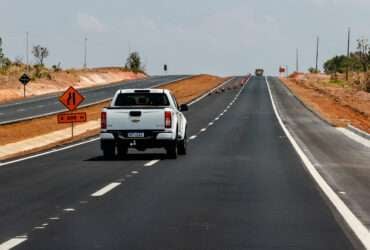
[77,13,105,33]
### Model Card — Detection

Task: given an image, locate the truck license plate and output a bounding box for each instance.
[127,132,145,138]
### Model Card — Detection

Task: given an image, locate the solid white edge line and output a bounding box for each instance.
[0,236,27,250]
[265,77,370,248]
[144,160,160,167]
[0,138,100,167]
[337,128,370,148]
[91,182,121,197]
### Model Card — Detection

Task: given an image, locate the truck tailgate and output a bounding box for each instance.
[107,109,165,130]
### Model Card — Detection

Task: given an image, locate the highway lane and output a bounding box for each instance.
[0,75,188,124]
[0,76,354,249]
[268,77,370,237]
[0,77,243,245]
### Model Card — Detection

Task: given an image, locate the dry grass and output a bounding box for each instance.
[0,74,225,147]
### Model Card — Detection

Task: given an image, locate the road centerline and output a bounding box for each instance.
[91,182,122,197]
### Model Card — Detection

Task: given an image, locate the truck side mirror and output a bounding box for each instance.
[180,104,189,112]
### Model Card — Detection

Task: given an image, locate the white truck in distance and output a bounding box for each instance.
[100,89,188,159]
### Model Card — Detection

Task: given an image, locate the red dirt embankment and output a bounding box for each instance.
[280,73,370,133]
[0,67,146,104]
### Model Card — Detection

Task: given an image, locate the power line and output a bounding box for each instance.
[26,32,29,72]
[296,48,299,72]
[83,37,87,68]
[346,27,351,81]
[315,36,319,72]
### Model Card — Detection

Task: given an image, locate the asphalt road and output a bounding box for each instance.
[268,77,370,237]
[0,76,355,249]
[0,75,188,124]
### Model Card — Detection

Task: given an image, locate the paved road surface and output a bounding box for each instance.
[0,75,188,124]
[0,76,355,249]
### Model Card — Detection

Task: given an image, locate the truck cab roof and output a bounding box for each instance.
[118,89,170,94]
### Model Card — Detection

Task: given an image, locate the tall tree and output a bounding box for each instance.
[32,45,49,66]
[356,38,369,72]
[125,52,144,73]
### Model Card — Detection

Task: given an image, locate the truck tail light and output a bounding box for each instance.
[101,111,107,129]
[165,111,172,128]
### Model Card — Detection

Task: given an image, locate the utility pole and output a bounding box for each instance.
[296,48,299,72]
[315,36,319,73]
[346,27,351,81]
[26,32,29,72]
[83,37,87,68]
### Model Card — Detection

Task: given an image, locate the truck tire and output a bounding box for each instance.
[102,143,115,160]
[178,131,187,155]
[166,141,178,159]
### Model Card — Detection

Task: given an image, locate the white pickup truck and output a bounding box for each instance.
[100,89,188,159]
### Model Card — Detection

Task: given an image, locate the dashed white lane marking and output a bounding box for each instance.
[208,122,214,126]
[189,135,197,140]
[34,226,45,230]
[16,108,25,112]
[339,191,346,195]
[91,182,121,197]
[266,77,370,248]
[63,208,76,212]
[49,217,60,220]
[131,171,139,175]
[144,160,160,167]
[42,223,48,226]
[0,236,27,250]
[215,117,220,121]
[200,128,207,132]
[37,105,44,108]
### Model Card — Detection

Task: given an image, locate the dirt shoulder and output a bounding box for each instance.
[0,74,225,148]
[0,66,146,104]
[159,74,227,104]
[279,74,370,133]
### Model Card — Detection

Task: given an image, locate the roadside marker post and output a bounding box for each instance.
[58,87,86,138]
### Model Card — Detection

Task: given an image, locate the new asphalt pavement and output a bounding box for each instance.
[0,76,357,249]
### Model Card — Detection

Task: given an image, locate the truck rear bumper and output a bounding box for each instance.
[100,130,176,150]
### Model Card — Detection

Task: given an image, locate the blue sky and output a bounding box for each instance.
[1,0,369,76]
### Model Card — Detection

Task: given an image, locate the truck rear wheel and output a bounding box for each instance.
[102,143,115,160]
[166,141,178,159]
[178,132,187,155]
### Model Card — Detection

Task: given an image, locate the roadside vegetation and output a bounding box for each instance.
[321,38,370,92]
[124,51,145,73]
[0,36,147,80]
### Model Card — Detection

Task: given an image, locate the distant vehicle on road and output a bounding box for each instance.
[100,89,188,159]
[255,69,264,76]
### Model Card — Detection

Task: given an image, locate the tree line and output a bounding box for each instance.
[0,36,145,74]
[322,38,369,75]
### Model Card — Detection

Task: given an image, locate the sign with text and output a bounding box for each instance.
[57,112,87,124]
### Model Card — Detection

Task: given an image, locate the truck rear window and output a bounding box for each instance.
[114,93,170,107]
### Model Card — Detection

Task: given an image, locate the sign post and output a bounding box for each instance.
[58,87,86,138]
[19,73,31,98]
